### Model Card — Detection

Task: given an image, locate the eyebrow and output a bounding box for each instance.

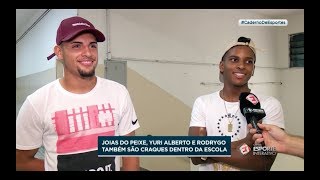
[70,41,98,44]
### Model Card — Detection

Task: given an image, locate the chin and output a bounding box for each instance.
[233,81,248,87]
[79,69,95,77]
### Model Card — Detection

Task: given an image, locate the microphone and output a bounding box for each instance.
[239,92,266,134]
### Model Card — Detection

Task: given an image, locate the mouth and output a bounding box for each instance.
[233,72,246,79]
[78,60,94,66]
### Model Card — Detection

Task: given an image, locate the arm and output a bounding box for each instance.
[285,135,304,158]
[188,127,218,165]
[210,130,276,171]
[252,123,304,159]
[16,149,44,171]
[189,126,276,170]
[188,97,217,165]
[121,131,140,171]
[16,99,44,171]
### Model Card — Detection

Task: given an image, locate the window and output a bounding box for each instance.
[289,33,304,67]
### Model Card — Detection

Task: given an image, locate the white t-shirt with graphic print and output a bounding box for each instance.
[16,76,140,171]
[189,91,284,171]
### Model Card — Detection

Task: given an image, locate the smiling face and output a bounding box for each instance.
[55,33,98,79]
[219,45,256,87]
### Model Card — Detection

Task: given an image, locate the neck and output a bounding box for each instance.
[221,86,251,102]
[60,75,97,94]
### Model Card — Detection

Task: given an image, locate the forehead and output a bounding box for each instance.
[225,45,255,58]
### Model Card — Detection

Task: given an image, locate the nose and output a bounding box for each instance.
[237,61,245,69]
[82,46,92,57]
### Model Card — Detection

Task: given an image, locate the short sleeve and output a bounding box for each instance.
[261,96,285,129]
[190,97,206,127]
[118,89,139,136]
[16,98,43,150]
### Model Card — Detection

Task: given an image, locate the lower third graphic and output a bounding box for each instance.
[253,144,277,155]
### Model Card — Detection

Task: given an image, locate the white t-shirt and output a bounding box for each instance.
[16,76,140,171]
[190,91,284,171]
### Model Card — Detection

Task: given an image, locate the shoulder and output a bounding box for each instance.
[97,76,129,94]
[253,92,285,128]
[194,91,219,104]
[253,92,282,107]
[27,80,59,101]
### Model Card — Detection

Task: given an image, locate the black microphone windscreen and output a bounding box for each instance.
[239,92,261,116]
[239,92,266,134]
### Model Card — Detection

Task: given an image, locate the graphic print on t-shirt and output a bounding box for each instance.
[217,113,242,139]
[51,103,116,154]
[57,150,115,171]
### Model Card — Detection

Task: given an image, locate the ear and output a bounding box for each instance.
[54,45,63,61]
[219,60,224,73]
[251,64,255,76]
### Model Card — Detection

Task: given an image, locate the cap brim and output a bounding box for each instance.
[61,28,105,43]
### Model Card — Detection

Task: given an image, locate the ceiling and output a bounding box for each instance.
[16,9,48,41]
[248,9,303,17]
[16,9,304,42]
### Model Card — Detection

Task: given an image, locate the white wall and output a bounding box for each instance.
[277,12,304,136]
[109,9,282,107]
[272,12,304,171]
[16,9,77,78]
[276,12,304,68]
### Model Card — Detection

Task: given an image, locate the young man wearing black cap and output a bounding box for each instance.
[16,16,140,171]
[188,37,285,171]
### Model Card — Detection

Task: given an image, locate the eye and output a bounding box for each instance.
[90,44,97,48]
[72,44,81,48]
[230,57,238,62]
[246,59,254,64]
